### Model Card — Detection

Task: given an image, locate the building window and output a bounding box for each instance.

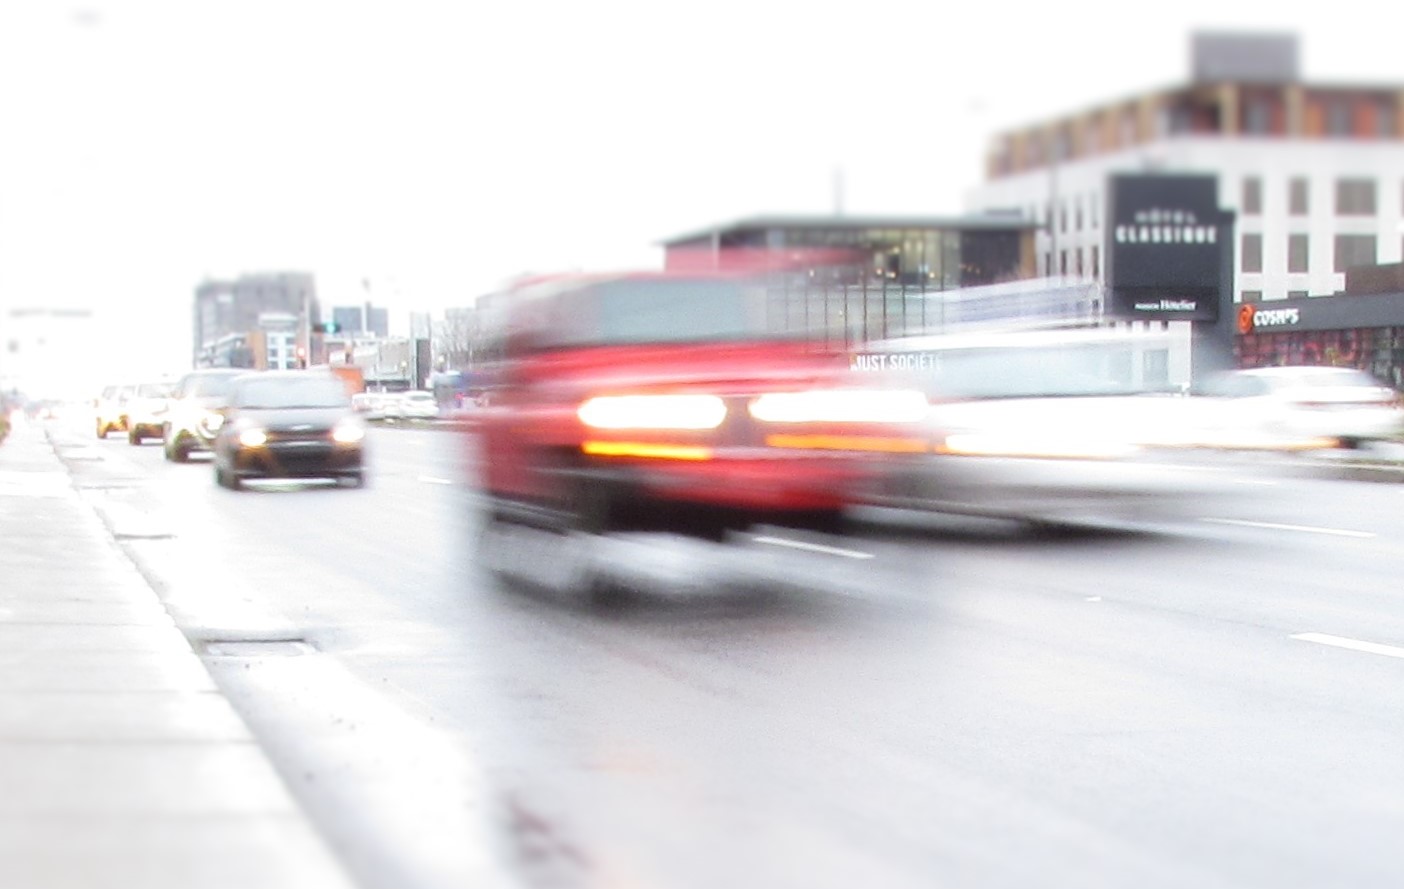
[1089,193,1099,228]
[1044,253,1053,276]
[1378,100,1397,138]
[1060,251,1068,276]
[1242,233,1263,273]
[1336,178,1377,215]
[1287,290,1309,299]
[1327,100,1353,137]
[1334,234,1377,272]
[1242,177,1263,214]
[1091,245,1101,278]
[1288,234,1310,273]
[1060,203,1068,233]
[1075,200,1083,231]
[1289,177,1309,215]
[1244,100,1272,135]
[1240,290,1263,303]
[1076,250,1084,277]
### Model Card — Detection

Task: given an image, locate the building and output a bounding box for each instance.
[1236,263,1404,387]
[968,31,1404,307]
[660,214,1037,346]
[193,272,319,368]
[330,303,390,339]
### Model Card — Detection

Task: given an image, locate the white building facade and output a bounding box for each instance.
[965,137,1404,305]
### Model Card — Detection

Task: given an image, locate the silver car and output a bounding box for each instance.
[162,369,247,462]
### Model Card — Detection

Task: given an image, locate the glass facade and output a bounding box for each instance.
[695,222,1031,348]
[1236,327,1404,389]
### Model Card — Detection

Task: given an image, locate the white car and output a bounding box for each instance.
[394,390,439,420]
[1190,366,1404,449]
[125,380,177,445]
[852,327,1243,531]
[352,391,392,421]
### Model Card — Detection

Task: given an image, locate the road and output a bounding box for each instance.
[43,418,1404,889]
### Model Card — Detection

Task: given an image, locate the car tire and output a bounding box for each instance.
[167,434,190,463]
[128,427,142,445]
[215,463,241,491]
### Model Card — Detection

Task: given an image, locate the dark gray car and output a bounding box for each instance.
[212,371,366,490]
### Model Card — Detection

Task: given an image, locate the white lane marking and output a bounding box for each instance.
[751,536,875,560]
[417,475,454,486]
[1232,478,1280,486]
[1085,596,1102,602]
[1291,632,1404,660]
[1199,517,1376,539]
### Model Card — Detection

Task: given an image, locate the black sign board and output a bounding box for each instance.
[1105,174,1233,322]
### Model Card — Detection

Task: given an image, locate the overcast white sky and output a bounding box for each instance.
[1,0,1401,381]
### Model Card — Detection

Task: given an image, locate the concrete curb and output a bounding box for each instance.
[0,419,356,889]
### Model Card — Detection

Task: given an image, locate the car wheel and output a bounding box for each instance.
[169,435,190,463]
[128,427,142,445]
[215,463,241,490]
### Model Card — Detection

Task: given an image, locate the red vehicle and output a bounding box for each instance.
[468,270,930,542]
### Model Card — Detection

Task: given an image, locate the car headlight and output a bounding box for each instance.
[578,394,727,430]
[332,421,365,444]
[238,427,268,448]
[749,389,929,424]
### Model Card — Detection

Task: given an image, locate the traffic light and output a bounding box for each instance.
[312,321,341,334]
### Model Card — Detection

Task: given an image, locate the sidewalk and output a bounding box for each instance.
[0,418,354,889]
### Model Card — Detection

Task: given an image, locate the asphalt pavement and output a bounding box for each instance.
[0,416,355,889]
[8,411,1404,889]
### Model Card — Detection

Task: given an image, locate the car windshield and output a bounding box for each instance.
[234,376,350,409]
[138,383,174,398]
[535,278,785,349]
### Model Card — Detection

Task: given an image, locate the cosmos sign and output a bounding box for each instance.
[1237,303,1302,334]
[1106,175,1233,322]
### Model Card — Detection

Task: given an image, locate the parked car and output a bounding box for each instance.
[162,369,248,462]
[212,370,366,489]
[395,390,439,420]
[351,391,392,421]
[1189,366,1404,449]
[851,326,1242,532]
[125,380,177,445]
[94,384,134,438]
[470,270,929,544]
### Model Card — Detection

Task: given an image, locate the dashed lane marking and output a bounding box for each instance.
[1291,632,1404,661]
[751,536,875,560]
[1199,518,1376,539]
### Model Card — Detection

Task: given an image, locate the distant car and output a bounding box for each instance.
[163,369,247,462]
[351,391,392,421]
[396,390,439,420]
[94,384,134,438]
[1191,366,1404,449]
[212,370,366,489]
[125,381,177,445]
